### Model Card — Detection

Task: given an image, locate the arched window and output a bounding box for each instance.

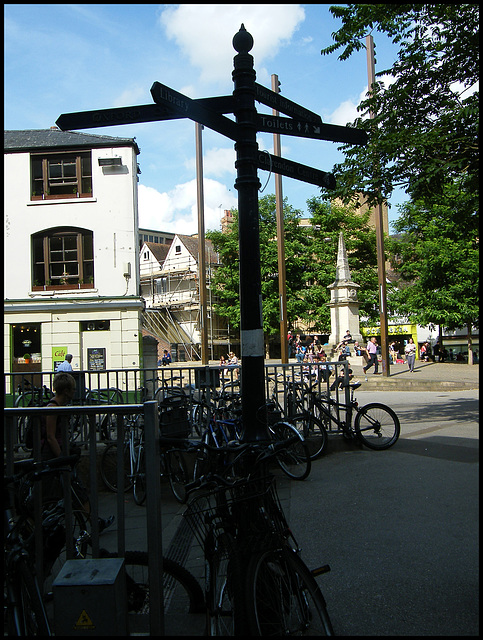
[32,227,94,287]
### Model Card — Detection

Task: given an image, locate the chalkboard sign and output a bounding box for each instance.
[87,348,106,371]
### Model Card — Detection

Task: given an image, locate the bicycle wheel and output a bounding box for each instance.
[99,550,205,635]
[6,557,52,636]
[269,422,311,481]
[166,450,189,503]
[287,413,328,460]
[100,442,133,492]
[191,403,211,437]
[354,402,400,450]
[246,548,334,636]
[133,444,147,506]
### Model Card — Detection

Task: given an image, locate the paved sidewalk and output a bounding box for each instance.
[87,362,478,635]
[344,360,478,391]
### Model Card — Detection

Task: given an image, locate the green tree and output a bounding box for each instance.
[304,197,381,331]
[320,4,479,207]
[207,195,313,343]
[207,195,384,345]
[389,182,479,334]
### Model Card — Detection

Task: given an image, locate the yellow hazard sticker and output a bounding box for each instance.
[74,609,95,630]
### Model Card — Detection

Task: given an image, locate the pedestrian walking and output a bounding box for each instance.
[363,337,379,379]
[405,338,416,372]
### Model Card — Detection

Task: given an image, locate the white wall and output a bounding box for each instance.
[4,145,139,299]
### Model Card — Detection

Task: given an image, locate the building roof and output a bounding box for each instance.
[4,128,140,154]
[177,234,219,264]
[143,242,171,265]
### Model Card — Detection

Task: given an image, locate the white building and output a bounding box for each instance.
[140,234,230,361]
[4,128,144,389]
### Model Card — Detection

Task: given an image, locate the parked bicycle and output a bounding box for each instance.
[267,374,328,460]
[100,388,191,503]
[294,378,400,450]
[174,435,334,635]
[4,455,81,636]
[14,379,54,451]
[5,455,205,635]
[192,402,311,483]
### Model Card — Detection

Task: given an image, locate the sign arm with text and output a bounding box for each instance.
[257,151,336,189]
[150,82,239,142]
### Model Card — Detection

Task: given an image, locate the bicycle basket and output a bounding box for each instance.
[157,387,187,408]
[159,406,191,437]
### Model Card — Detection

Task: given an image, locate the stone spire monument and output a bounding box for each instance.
[328,232,363,347]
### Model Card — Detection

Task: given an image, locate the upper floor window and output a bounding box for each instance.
[31,151,92,200]
[32,227,94,287]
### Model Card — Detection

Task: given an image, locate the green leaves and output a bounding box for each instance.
[319,4,479,207]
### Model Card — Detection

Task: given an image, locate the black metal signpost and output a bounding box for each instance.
[56,24,367,443]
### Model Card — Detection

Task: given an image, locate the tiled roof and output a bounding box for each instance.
[144,242,171,264]
[177,235,219,264]
[4,129,140,154]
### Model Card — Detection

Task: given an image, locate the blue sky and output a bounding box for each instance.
[5,4,406,235]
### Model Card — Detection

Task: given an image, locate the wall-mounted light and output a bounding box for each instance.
[98,157,122,166]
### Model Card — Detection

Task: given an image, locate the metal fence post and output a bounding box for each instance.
[143,400,164,635]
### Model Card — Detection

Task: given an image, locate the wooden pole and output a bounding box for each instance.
[195,122,209,364]
[271,74,289,363]
[366,35,390,376]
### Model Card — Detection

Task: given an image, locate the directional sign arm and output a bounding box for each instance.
[256,114,367,145]
[257,151,336,189]
[150,82,239,142]
[254,83,322,125]
[56,96,235,131]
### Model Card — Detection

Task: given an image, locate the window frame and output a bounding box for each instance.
[32,227,94,288]
[30,150,92,200]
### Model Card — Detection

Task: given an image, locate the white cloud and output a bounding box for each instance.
[138,180,237,235]
[113,86,147,108]
[184,146,236,178]
[160,4,305,86]
[327,74,396,125]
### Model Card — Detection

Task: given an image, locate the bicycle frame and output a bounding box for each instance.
[306,385,357,435]
[182,439,333,635]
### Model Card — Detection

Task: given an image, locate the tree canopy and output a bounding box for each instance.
[320,4,479,338]
[207,195,381,344]
[389,181,479,330]
[320,4,479,207]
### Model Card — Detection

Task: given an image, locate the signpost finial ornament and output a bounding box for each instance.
[233,24,253,53]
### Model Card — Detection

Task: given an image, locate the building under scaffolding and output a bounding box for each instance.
[139,234,236,361]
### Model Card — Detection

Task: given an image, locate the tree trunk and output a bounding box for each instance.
[467,322,473,365]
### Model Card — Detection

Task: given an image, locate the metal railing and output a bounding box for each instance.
[4,359,350,634]
[4,401,164,636]
[4,360,351,439]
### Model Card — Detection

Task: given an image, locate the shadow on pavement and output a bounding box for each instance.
[396,435,478,463]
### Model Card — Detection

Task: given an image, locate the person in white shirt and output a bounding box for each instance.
[363,337,379,378]
[405,338,416,372]
[56,354,73,372]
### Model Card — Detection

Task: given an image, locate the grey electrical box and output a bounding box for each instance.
[53,558,127,636]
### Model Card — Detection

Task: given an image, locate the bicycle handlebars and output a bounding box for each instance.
[4,453,81,485]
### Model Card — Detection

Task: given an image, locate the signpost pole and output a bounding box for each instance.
[232,25,266,441]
